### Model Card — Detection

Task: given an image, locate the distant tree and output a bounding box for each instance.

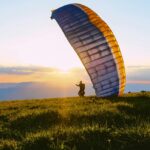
[141,90,146,93]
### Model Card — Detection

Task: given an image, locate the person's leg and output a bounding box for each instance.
[78,90,82,97]
[80,90,85,97]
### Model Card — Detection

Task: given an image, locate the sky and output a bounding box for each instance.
[0,0,150,68]
[0,0,150,100]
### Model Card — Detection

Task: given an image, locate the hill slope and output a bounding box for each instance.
[0,92,150,150]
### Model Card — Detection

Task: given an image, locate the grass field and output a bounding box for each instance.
[0,92,150,150]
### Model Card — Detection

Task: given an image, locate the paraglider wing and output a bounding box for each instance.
[51,4,126,97]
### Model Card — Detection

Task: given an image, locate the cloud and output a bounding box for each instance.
[0,66,150,100]
[0,66,95,100]
[0,65,150,84]
[0,81,95,101]
[124,66,150,92]
[0,66,91,84]
[0,66,58,75]
[126,66,150,84]
[0,66,64,83]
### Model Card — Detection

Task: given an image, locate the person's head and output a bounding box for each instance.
[80,81,82,84]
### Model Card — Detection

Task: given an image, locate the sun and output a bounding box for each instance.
[59,67,70,73]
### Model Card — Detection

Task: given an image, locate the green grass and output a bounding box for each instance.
[0,92,150,150]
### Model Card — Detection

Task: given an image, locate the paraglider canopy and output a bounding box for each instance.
[51,4,126,97]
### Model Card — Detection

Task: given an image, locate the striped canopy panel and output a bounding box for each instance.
[51,4,126,97]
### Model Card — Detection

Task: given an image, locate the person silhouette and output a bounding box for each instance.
[76,81,85,97]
